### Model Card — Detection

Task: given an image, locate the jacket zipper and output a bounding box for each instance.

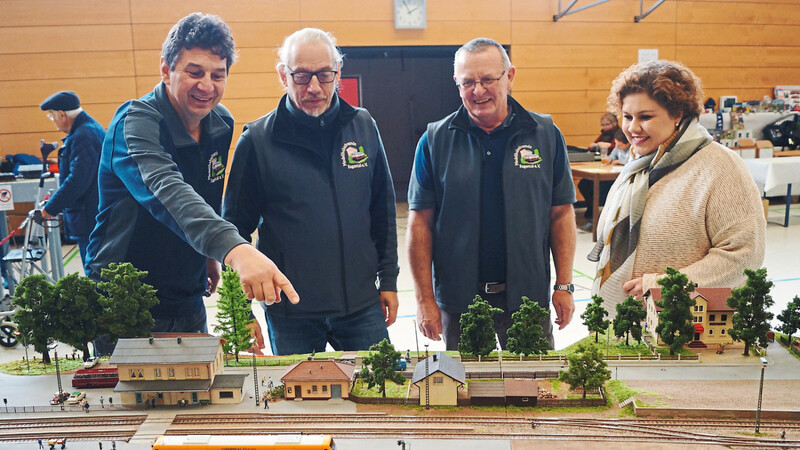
[328,143,350,314]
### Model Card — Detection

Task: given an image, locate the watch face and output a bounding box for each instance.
[394,0,426,29]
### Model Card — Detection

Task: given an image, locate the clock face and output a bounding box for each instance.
[394,0,426,29]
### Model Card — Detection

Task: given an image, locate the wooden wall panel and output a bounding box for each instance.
[0,78,137,108]
[130,0,300,23]
[0,25,133,54]
[0,52,136,81]
[3,0,800,156]
[0,0,130,26]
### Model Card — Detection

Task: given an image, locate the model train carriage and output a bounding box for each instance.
[152,434,336,450]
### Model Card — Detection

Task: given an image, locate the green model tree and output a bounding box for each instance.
[97,262,159,346]
[557,344,611,399]
[777,295,800,343]
[654,267,696,355]
[614,295,647,346]
[13,274,57,364]
[506,296,549,356]
[214,268,253,363]
[727,268,774,356]
[52,274,103,360]
[582,294,610,343]
[458,295,503,357]
[359,338,406,398]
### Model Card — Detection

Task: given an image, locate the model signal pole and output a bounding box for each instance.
[755,357,768,434]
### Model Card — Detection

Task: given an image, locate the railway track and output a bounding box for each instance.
[0,415,147,443]
[167,413,800,448]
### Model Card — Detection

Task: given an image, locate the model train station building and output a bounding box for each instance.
[109,334,246,406]
[643,287,736,348]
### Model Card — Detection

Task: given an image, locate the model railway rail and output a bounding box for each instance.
[167,414,800,448]
[0,415,146,443]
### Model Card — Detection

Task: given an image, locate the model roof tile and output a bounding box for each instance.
[411,352,465,384]
[281,360,356,382]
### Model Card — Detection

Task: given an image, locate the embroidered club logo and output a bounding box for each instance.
[514,145,542,168]
[208,152,225,182]
[341,142,369,169]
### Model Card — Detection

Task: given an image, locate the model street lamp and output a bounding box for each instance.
[755,356,768,434]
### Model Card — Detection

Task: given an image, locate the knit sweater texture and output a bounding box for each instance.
[613,141,766,299]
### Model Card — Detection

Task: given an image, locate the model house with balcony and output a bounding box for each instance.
[643,287,735,348]
[411,352,465,406]
[281,360,356,400]
[109,334,246,406]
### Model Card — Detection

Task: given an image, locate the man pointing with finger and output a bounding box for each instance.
[86,13,298,351]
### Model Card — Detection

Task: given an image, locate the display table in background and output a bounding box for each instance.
[570,161,620,242]
[742,157,800,227]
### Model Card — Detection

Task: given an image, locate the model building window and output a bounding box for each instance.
[130,369,137,378]
[194,368,200,377]
[185,368,191,377]
[709,314,716,321]
[693,316,701,323]
[154,368,161,378]
[169,368,175,378]
[219,391,234,399]
[721,329,726,335]
[322,385,328,392]
[312,385,318,393]
[709,329,714,335]
[699,305,703,311]
[287,387,292,393]
[434,376,443,384]
[138,369,144,378]
[721,314,727,321]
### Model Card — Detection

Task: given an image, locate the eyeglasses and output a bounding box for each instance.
[289,70,338,85]
[456,69,507,91]
[46,111,58,121]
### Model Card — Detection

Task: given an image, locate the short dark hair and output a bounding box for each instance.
[607,60,704,121]
[614,129,628,144]
[161,13,236,72]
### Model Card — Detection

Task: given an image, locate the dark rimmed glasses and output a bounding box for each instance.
[456,69,507,91]
[289,70,338,85]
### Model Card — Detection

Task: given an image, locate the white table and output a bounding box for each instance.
[742,157,800,226]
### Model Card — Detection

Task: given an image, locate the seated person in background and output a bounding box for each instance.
[587,112,620,155]
[578,129,630,232]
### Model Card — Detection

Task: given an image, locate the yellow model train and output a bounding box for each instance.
[152,434,336,450]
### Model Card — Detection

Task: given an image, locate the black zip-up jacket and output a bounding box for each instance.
[223,95,398,319]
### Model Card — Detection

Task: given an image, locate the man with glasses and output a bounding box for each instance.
[407,38,576,351]
[39,91,105,264]
[87,14,297,353]
[223,28,398,355]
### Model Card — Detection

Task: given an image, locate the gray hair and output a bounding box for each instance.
[64,108,83,119]
[454,38,511,74]
[276,28,344,73]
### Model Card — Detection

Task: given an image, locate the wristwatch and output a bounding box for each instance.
[553,283,575,293]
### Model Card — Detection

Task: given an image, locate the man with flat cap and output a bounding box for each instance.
[40,91,105,264]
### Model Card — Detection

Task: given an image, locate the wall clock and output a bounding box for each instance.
[394,0,426,29]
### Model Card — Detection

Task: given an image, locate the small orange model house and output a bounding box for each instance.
[411,352,465,406]
[109,334,246,406]
[643,287,735,348]
[281,360,356,400]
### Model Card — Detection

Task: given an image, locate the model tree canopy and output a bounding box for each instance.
[582,294,610,343]
[777,295,800,342]
[557,344,611,399]
[359,338,406,398]
[214,268,254,363]
[726,268,774,356]
[654,267,696,355]
[458,296,503,357]
[614,295,647,346]
[51,273,103,360]
[506,296,549,356]
[97,262,159,345]
[13,274,57,364]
